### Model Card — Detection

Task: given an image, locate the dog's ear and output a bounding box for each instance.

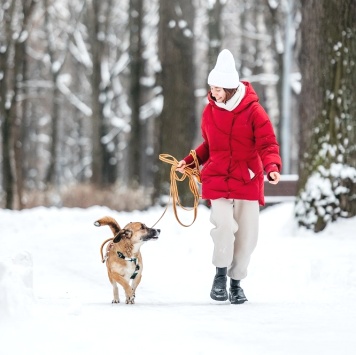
[113,230,124,243]
[113,235,121,243]
[113,229,132,243]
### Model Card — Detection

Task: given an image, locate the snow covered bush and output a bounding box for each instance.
[295,163,356,232]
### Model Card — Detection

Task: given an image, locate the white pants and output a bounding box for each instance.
[210,198,259,280]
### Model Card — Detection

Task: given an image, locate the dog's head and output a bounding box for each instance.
[113,222,160,244]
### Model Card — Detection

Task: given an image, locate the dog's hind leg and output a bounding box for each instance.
[112,281,120,303]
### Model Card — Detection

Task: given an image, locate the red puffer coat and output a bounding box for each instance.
[184,81,282,206]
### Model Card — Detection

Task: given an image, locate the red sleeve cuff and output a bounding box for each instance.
[184,154,194,165]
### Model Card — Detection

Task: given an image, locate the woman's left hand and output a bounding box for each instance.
[268,172,281,185]
[176,160,187,174]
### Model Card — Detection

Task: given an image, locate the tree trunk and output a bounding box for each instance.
[0,0,36,209]
[128,0,144,187]
[296,0,356,232]
[207,0,224,70]
[43,0,60,188]
[87,0,104,186]
[16,36,29,210]
[0,36,14,209]
[156,0,196,204]
[86,0,117,186]
[1,113,14,209]
[45,78,60,186]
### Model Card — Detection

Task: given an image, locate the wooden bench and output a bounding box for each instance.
[264,174,298,204]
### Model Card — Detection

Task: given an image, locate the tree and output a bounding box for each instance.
[43,0,67,187]
[0,0,38,209]
[264,0,300,174]
[296,0,356,232]
[85,0,128,186]
[1,0,329,213]
[0,0,14,208]
[86,0,108,186]
[156,0,196,203]
[207,0,224,71]
[43,0,86,188]
[127,0,144,187]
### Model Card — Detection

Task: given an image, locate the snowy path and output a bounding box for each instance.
[1,203,356,354]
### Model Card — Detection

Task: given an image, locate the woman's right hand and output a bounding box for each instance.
[176,160,187,173]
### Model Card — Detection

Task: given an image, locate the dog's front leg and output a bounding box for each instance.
[130,273,142,302]
[111,273,135,304]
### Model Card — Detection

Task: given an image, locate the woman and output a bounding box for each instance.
[177,49,282,304]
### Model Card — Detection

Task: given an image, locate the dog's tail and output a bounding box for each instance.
[94,216,121,236]
[94,216,121,263]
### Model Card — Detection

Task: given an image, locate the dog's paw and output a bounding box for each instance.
[126,297,135,304]
[112,299,120,304]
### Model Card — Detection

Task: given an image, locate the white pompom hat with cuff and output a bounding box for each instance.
[207,49,240,89]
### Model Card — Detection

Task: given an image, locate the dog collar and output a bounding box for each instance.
[117,251,137,263]
[116,251,140,279]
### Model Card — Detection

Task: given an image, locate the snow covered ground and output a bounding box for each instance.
[1,202,355,355]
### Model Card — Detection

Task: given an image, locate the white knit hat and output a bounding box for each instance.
[207,49,240,89]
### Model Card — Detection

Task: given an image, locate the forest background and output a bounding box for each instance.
[0,0,355,232]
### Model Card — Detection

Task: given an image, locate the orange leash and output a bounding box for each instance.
[152,150,201,228]
[99,237,114,263]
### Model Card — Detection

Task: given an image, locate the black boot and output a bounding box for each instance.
[210,267,228,301]
[229,279,248,304]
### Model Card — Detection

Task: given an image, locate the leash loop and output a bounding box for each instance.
[152,150,201,228]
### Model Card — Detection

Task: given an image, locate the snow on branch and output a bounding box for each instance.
[110,52,130,78]
[57,75,92,116]
[69,31,92,69]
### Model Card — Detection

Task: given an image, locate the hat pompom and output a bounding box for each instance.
[207,49,240,89]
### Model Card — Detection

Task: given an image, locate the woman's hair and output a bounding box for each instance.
[210,87,237,103]
[223,88,237,103]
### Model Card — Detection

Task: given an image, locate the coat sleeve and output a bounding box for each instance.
[252,103,282,173]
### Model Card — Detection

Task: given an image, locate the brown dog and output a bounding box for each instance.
[94,216,160,304]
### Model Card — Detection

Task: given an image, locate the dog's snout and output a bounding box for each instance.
[156,229,161,234]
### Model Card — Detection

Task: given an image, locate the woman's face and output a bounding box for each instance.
[210,86,226,103]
